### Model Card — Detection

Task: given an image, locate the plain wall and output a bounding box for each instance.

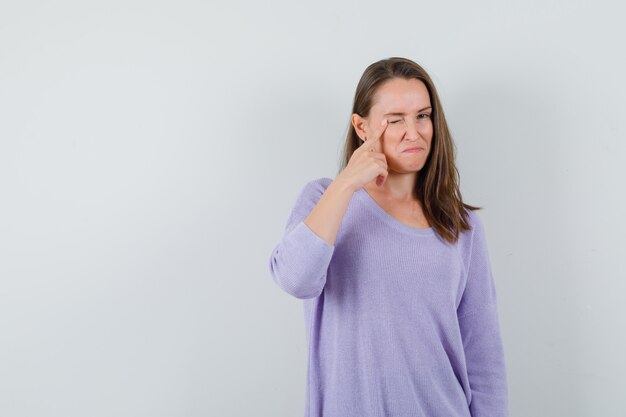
[1,1,625,416]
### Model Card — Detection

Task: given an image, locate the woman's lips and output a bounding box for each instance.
[402,147,423,153]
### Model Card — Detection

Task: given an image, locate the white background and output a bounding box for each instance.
[1,1,625,416]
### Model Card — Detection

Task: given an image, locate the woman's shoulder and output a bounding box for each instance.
[301,176,334,195]
[460,207,490,248]
[462,206,476,224]
[309,176,334,188]
[289,177,335,211]
[454,207,487,260]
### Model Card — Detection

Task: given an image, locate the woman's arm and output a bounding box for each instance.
[457,211,509,417]
[268,177,355,299]
[302,177,355,246]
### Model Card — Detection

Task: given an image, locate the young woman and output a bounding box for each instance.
[269,57,509,417]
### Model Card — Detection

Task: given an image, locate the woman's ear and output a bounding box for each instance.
[351,113,367,142]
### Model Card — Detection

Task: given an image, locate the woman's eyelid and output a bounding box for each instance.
[391,113,431,123]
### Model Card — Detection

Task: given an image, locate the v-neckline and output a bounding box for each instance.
[355,186,435,236]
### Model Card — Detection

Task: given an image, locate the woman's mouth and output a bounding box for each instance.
[402,147,423,153]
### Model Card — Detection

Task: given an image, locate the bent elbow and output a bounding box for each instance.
[268,252,327,299]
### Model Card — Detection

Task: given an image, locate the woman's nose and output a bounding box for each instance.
[404,118,420,140]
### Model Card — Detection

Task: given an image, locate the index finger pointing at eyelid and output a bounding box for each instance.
[369,119,388,143]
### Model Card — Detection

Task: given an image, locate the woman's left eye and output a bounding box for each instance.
[418,113,431,119]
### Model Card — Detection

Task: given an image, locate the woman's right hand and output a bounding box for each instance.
[338,118,389,191]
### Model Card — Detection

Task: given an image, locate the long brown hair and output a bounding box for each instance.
[338,57,481,244]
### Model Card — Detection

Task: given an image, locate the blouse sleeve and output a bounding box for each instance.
[457,210,509,417]
[268,178,335,299]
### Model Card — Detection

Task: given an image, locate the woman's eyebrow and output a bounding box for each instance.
[384,106,432,116]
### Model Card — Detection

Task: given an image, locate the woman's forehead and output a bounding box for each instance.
[372,78,430,112]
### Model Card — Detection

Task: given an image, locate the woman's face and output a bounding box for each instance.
[352,77,433,174]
